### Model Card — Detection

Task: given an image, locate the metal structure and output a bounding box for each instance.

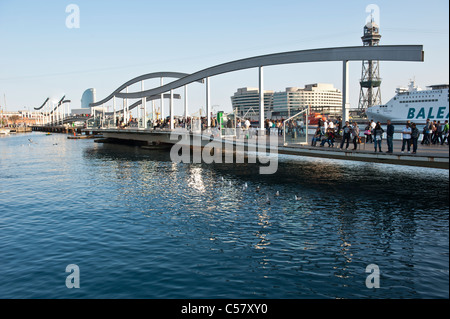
[91,45,424,130]
[358,19,383,113]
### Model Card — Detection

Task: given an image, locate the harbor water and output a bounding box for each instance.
[0,132,448,299]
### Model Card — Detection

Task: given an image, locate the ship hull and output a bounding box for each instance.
[366,84,449,124]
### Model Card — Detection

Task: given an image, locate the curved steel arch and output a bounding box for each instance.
[105,93,182,115]
[34,97,50,110]
[91,72,204,107]
[112,45,424,100]
[49,99,71,115]
[34,96,70,113]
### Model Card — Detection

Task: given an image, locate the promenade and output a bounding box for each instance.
[93,127,449,169]
[278,135,448,169]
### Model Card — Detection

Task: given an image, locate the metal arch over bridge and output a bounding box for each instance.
[106,93,181,115]
[91,45,424,129]
[34,98,50,111]
[91,72,204,107]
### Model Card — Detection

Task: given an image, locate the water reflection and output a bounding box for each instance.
[78,141,449,298]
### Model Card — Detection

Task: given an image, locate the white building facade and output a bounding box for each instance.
[231,87,274,120]
[232,84,342,120]
[272,83,343,119]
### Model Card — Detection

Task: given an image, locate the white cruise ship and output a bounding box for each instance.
[365,81,449,124]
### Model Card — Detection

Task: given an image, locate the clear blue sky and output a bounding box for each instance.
[0,0,448,116]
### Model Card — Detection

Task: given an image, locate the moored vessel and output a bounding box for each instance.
[366,81,449,124]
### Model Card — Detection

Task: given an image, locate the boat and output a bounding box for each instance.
[0,128,10,135]
[308,112,326,125]
[366,81,449,124]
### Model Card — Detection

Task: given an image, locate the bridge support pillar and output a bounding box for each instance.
[342,60,350,124]
[113,97,116,126]
[170,89,174,130]
[206,77,211,128]
[160,78,164,120]
[125,87,129,125]
[184,85,188,122]
[259,66,265,135]
[141,81,146,129]
[152,101,156,123]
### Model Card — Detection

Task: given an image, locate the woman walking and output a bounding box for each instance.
[411,123,420,154]
[373,122,384,153]
[351,122,360,150]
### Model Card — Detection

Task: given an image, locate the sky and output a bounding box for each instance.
[0,0,448,116]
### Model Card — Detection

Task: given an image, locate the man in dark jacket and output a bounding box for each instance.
[386,120,395,153]
[340,121,352,150]
[411,123,420,154]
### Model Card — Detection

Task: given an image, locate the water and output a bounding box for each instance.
[0,132,448,299]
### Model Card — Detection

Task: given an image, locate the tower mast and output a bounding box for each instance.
[358,17,382,115]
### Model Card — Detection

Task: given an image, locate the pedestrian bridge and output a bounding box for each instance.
[90,45,424,130]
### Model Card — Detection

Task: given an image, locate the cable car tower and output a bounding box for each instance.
[358,16,382,113]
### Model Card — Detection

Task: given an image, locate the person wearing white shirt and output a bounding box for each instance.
[401,123,412,153]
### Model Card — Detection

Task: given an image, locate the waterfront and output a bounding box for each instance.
[0,132,448,299]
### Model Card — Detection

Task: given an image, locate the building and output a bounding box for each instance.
[0,110,39,126]
[71,88,97,116]
[272,83,343,119]
[81,88,96,109]
[231,87,274,120]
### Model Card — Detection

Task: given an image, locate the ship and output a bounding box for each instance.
[365,81,449,124]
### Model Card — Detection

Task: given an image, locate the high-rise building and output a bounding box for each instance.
[231,87,274,119]
[272,84,342,119]
[81,88,96,109]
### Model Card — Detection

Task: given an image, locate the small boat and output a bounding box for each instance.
[0,128,10,135]
[45,133,52,135]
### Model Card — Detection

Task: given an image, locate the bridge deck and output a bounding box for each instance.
[94,128,448,169]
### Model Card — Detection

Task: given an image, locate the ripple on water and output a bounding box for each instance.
[0,133,448,298]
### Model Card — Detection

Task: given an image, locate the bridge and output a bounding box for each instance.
[34,45,448,169]
[90,45,424,130]
[32,95,75,126]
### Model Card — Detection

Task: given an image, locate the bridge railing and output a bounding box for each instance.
[283,108,309,146]
[86,118,100,129]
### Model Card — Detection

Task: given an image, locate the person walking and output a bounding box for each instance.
[336,118,342,136]
[386,120,395,153]
[411,123,420,154]
[431,120,438,144]
[442,120,449,145]
[364,121,373,143]
[373,122,384,153]
[422,119,432,145]
[340,121,352,150]
[435,121,443,145]
[351,122,360,150]
[401,122,412,153]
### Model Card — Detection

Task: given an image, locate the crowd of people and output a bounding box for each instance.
[114,114,449,155]
[309,118,449,155]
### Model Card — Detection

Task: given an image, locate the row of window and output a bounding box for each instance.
[399,99,438,104]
